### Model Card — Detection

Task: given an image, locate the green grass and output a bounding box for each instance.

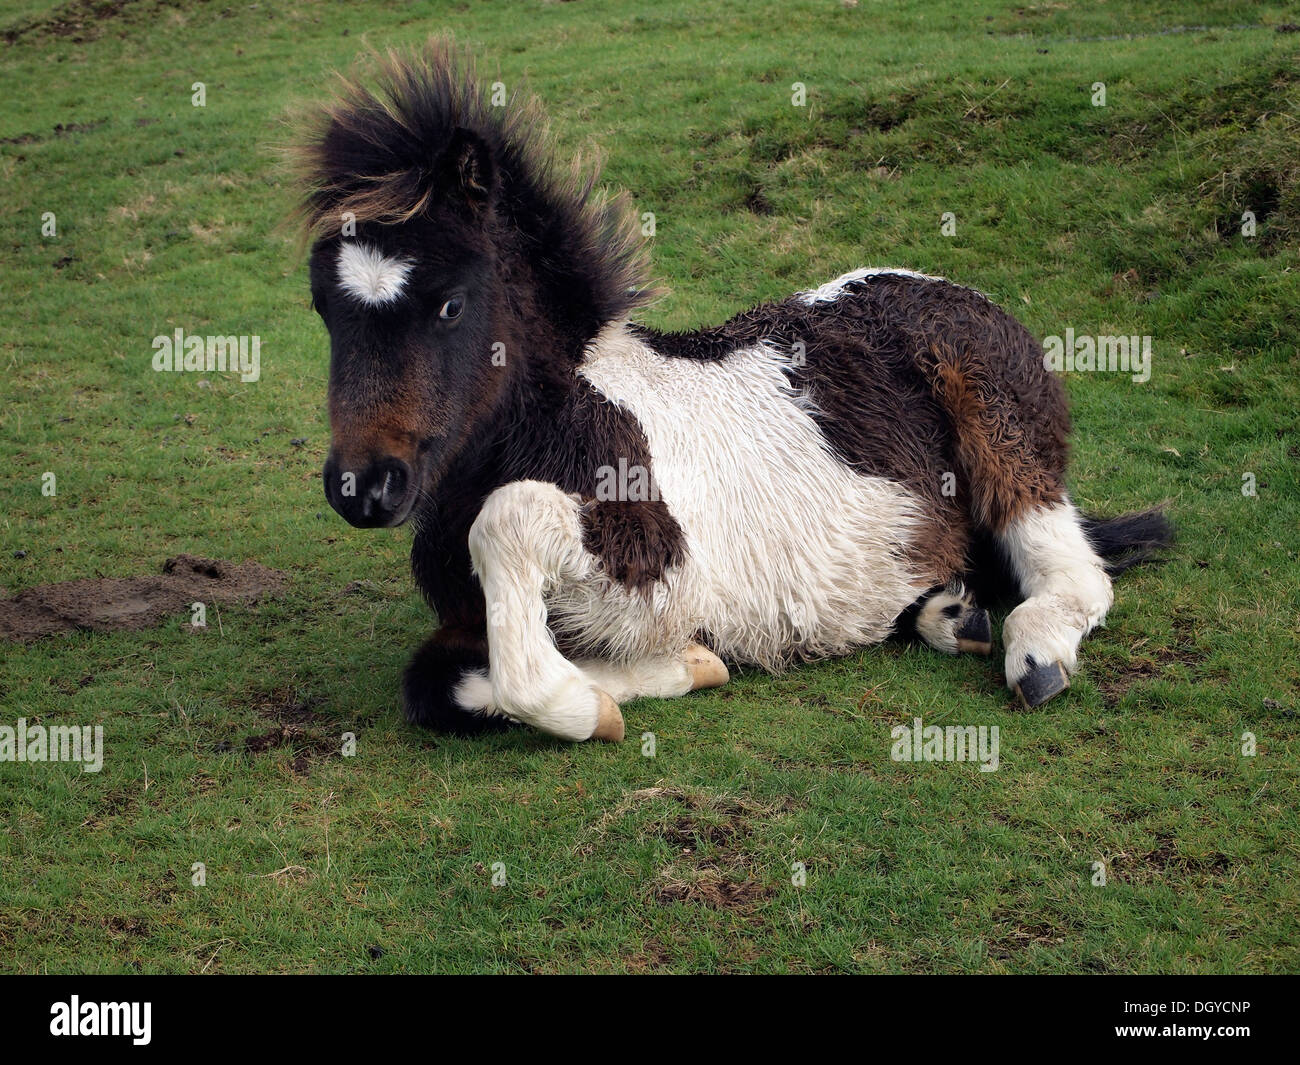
[1,0,1298,973]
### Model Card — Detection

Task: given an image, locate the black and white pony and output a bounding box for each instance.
[294,42,1170,742]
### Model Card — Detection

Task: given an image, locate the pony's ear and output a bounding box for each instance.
[443,128,495,212]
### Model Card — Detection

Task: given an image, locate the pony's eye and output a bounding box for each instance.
[439,296,464,320]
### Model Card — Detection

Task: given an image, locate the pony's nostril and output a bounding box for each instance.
[323,456,413,527]
[337,458,413,526]
[381,466,408,509]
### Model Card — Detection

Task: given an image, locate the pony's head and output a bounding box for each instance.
[292,40,652,527]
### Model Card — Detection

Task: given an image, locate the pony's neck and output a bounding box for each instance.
[418,170,646,519]
[493,165,638,360]
[484,191,621,479]
[497,237,603,365]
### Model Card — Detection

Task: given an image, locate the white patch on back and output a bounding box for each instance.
[796,267,947,305]
[577,323,928,669]
[336,242,413,307]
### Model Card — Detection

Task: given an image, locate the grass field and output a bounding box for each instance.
[1,0,1298,973]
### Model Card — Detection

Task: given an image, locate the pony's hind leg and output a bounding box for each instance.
[449,643,728,728]
[902,580,993,656]
[577,644,729,702]
[997,499,1114,707]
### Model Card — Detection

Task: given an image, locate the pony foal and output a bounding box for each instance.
[294,43,1171,742]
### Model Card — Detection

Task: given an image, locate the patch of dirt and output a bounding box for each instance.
[654,869,769,910]
[640,788,780,912]
[0,555,287,641]
[986,919,1067,961]
[239,691,339,775]
[0,119,107,146]
[3,0,134,45]
[243,726,297,754]
[104,914,149,938]
[80,785,141,828]
[1096,657,1161,706]
[662,816,739,849]
[47,672,94,696]
[575,785,787,913]
[254,691,326,726]
[620,938,674,973]
[823,93,917,135]
[242,726,332,773]
[1109,834,1232,883]
[742,184,774,216]
[655,790,769,852]
[1214,172,1282,237]
[1097,618,1213,706]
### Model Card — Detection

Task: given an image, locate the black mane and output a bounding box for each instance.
[290,37,654,328]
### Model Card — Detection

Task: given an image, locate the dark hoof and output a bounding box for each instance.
[1013,659,1070,708]
[954,607,993,655]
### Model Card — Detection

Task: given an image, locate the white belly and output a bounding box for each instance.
[579,323,927,668]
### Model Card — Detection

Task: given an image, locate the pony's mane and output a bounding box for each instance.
[289,37,654,320]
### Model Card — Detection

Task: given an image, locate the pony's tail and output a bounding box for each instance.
[1081,507,1174,575]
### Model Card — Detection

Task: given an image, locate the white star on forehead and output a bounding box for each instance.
[336,242,413,306]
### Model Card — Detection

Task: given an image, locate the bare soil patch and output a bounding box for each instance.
[0,554,287,641]
[241,691,338,775]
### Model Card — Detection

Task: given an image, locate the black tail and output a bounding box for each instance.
[1081,507,1174,575]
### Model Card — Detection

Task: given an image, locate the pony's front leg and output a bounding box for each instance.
[467,480,626,742]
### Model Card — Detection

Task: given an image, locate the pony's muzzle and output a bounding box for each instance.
[322,454,415,528]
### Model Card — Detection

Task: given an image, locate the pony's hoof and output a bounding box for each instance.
[589,689,625,742]
[1013,659,1070,708]
[684,642,729,690]
[954,606,993,655]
